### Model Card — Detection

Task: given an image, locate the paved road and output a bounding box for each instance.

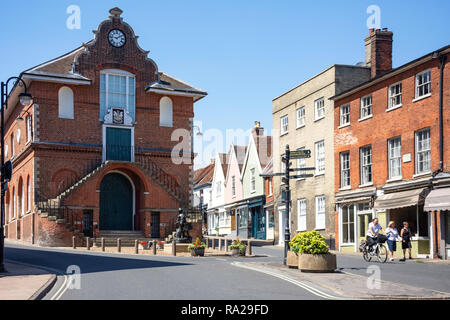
[5,243,339,300]
[252,245,450,294]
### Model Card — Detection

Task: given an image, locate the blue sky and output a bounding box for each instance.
[1,0,449,168]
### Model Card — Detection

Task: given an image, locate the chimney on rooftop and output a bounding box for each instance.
[365,28,393,78]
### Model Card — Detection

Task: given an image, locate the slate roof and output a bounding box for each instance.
[194,163,215,188]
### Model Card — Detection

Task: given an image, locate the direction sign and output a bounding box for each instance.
[289,167,316,172]
[260,173,285,178]
[290,150,312,159]
[290,174,314,179]
[282,177,289,185]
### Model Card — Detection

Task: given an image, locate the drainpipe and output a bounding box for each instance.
[432,53,446,260]
[439,54,447,172]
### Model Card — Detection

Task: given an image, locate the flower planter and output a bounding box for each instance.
[190,247,205,257]
[298,253,337,273]
[286,251,298,268]
[156,244,164,250]
[231,247,246,256]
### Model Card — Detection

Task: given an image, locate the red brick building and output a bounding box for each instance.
[332,29,449,259]
[3,8,207,246]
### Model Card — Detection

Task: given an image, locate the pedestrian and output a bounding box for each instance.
[385,221,401,262]
[366,218,382,252]
[400,221,413,261]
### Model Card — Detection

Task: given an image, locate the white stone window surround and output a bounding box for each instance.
[100,69,136,121]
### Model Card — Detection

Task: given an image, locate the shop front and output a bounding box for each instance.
[424,186,450,260]
[374,187,431,258]
[264,203,275,241]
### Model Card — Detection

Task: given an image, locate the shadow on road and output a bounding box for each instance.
[5,246,192,275]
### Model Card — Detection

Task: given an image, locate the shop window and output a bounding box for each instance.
[342,205,355,244]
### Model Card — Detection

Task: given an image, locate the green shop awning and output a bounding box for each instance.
[424,188,450,212]
[374,188,429,210]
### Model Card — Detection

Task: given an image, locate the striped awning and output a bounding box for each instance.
[424,188,450,212]
[374,188,429,210]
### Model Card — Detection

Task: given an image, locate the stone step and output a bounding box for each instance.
[99,230,145,238]
[92,238,150,247]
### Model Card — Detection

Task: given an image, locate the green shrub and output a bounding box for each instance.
[289,231,329,254]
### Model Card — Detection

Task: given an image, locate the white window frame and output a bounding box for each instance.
[250,168,256,193]
[314,98,325,121]
[415,70,431,99]
[415,128,431,174]
[231,176,236,197]
[360,145,373,185]
[340,104,350,126]
[26,114,33,143]
[280,115,289,135]
[216,182,222,197]
[315,140,325,175]
[340,204,356,245]
[296,107,305,128]
[297,198,307,232]
[315,195,326,230]
[340,151,350,188]
[388,82,402,109]
[159,96,173,127]
[268,179,273,197]
[100,69,136,120]
[388,137,402,179]
[360,95,373,119]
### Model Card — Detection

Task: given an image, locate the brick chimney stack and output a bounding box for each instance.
[365,28,393,78]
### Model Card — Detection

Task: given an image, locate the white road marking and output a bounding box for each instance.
[231,262,348,300]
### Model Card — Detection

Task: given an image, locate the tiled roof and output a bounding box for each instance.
[257,136,272,169]
[194,163,215,187]
[233,145,248,172]
[262,158,273,175]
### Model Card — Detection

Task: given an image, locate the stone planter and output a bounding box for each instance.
[298,253,337,273]
[156,243,164,250]
[231,247,246,256]
[190,247,205,257]
[286,251,298,268]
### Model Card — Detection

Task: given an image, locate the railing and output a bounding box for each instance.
[36,145,188,214]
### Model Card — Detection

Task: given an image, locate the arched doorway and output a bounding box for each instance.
[100,172,134,231]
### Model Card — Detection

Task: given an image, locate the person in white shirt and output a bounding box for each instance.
[385,221,402,261]
[366,218,382,250]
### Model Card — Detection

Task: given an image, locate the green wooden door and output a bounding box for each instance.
[106,127,132,161]
[100,173,133,231]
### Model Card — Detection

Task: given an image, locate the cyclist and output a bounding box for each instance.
[366,218,382,252]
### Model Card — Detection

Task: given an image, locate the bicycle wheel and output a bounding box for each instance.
[363,249,372,262]
[377,244,388,263]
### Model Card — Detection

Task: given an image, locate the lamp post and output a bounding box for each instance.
[0,77,33,273]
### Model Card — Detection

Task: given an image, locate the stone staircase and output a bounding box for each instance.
[93,230,148,247]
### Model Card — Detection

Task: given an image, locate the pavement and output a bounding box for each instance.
[0,262,56,300]
[4,240,450,300]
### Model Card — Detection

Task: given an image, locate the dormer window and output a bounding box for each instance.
[100,70,136,121]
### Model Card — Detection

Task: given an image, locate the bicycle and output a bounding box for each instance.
[360,234,388,263]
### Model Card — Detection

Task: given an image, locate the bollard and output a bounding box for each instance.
[86,237,90,251]
[172,241,177,257]
[72,236,76,249]
[225,239,229,253]
[212,237,216,250]
[248,240,252,256]
[101,238,105,252]
[219,238,223,252]
[153,240,157,255]
[135,240,139,254]
[117,238,121,253]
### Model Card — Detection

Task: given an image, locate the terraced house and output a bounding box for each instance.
[272,48,371,246]
[332,29,449,259]
[4,8,207,246]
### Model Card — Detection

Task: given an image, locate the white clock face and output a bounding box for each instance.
[108,29,126,48]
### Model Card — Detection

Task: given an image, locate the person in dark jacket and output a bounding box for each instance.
[400,221,413,261]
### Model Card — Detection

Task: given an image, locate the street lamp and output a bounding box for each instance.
[0,77,33,273]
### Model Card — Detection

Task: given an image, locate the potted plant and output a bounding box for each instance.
[156,241,165,250]
[289,231,336,273]
[189,238,206,257]
[229,238,247,256]
[139,241,149,250]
